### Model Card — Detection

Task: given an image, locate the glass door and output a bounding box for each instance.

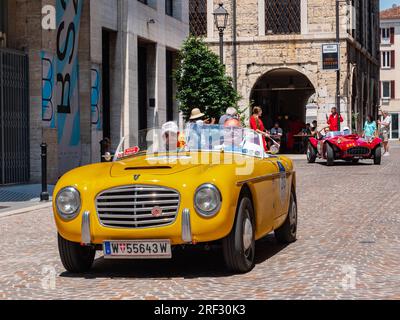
[390,113,399,140]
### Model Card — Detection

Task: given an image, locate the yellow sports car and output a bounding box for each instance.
[53,123,297,274]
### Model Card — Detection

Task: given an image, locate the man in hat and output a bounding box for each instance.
[161,121,179,152]
[189,108,215,125]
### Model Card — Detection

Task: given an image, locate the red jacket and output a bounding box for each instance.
[250,116,267,151]
[327,113,343,131]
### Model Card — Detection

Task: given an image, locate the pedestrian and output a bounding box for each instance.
[326,107,343,131]
[219,107,238,125]
[378,110,392,156]
[188,108,215,125]
[363,114,377,142]
[310,120,318,137]
[249,106,269,151]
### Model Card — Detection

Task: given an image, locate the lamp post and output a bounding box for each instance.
[335,0,350,131]
[213,3,229,65]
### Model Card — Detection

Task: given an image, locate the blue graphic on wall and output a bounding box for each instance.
[91,66,102,130]
[41,51,56,128]
[56,0,83,175]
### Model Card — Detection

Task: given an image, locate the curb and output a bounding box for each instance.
[0,202,52,219]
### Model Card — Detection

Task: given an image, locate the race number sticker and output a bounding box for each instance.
[277,161,287,204]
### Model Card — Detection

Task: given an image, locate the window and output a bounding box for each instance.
[381,51,392,68]
[265,0,301,35]
[165,0,173,17]
[381,81,395,99]
[189,0,207,37]
[138,0,148,5]
[382,28,390,44]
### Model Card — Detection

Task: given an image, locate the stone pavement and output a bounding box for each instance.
[0,144,399,300]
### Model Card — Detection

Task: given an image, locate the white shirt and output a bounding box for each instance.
[381,116,392,133]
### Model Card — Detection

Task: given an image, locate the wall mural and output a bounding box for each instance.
[41,51,56,128]
[55,0,83,175]
[91,65,102,130]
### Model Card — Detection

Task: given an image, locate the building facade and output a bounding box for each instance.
[0,0,189,185]
[380,5,400,140]
[190,0,380,133]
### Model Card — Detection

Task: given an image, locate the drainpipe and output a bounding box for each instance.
[232,0,238,93]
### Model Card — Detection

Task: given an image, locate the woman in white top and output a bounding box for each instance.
[378,110,392,156]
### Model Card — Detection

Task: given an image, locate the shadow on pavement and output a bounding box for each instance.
[59,234,288,279]
[315,160,374,167]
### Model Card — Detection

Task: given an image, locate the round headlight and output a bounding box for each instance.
[194,184,222,217]
[56,187,81,220]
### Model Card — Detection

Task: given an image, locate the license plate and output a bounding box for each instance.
[103,240,172,259]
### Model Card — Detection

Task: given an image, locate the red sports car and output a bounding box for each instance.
[307,128,382,166]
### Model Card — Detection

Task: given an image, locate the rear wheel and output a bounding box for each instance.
[307,143,317,163]
[58,234,95,273]
[352,159,360,164]
[222,197,255,273]
[374,146,382,165]
[275,191,298,244]
[326,144,335,166]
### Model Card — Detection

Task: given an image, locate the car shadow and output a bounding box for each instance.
[59,234,288,279]
[316,160,374,167]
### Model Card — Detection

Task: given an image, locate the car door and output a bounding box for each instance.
[267,157,291,219]
[250,157,278,238]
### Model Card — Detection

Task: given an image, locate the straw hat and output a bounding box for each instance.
[189,108,205,120]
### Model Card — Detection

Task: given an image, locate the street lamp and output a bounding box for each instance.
[335,0,350,131]
[213,3,229,65]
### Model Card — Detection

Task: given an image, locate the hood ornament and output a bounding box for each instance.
[133,174,140,181]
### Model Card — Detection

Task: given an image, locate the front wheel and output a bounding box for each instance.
[222,197,255,273]
[275,191,298,244]
[58,234,95,273]
[374,146,382,165]
[326,144,335,166]
[307,143,317,163]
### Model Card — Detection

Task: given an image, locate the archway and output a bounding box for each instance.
[250,68,316,152]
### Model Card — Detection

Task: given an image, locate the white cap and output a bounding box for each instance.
[343,126,350,132]
[161,121,178,136]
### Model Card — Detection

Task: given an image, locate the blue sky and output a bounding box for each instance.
[381,0,400,10]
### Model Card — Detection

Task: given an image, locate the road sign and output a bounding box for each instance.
[322,43,340,71]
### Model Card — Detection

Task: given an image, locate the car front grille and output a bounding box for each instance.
[96,185,180,229]
[346,147,370,156]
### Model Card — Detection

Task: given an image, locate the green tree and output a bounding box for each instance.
[174,37,240,121]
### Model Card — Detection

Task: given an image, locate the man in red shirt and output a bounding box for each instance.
[327,107,343,131]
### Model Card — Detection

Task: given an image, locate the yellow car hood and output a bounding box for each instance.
[110,154,202,177]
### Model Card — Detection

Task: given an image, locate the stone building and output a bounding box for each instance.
[0,0,189,185]
[380,5,400,140]
[190,0,380,133]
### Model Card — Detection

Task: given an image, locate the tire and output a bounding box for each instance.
[326,144,335,166]
[352,159,360,164]
[374,146,382,165]
[58,233,95,273]
[307,143,317,163]
[275,191,298,244]
[222,196,255,273]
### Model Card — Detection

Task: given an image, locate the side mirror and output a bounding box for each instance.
[102,152,112,162]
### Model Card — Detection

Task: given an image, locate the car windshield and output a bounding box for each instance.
[325,130,351,138]
[112,124,265,161]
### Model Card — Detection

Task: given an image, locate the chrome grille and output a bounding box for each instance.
[96,185,180,229]
[346,147,370,156]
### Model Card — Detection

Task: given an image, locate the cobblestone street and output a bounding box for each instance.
[1,144,399,300]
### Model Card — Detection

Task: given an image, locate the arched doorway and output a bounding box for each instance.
[250,68,316,152]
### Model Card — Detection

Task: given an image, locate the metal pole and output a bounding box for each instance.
[40,143,49,201]
[336,0,341,131]
[232,0,238,91]
[219,29,224,65]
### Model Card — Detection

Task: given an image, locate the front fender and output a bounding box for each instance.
[308,137,318,148]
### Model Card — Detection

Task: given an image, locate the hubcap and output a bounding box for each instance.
[289,201,297,235]
[243,216,253,252]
